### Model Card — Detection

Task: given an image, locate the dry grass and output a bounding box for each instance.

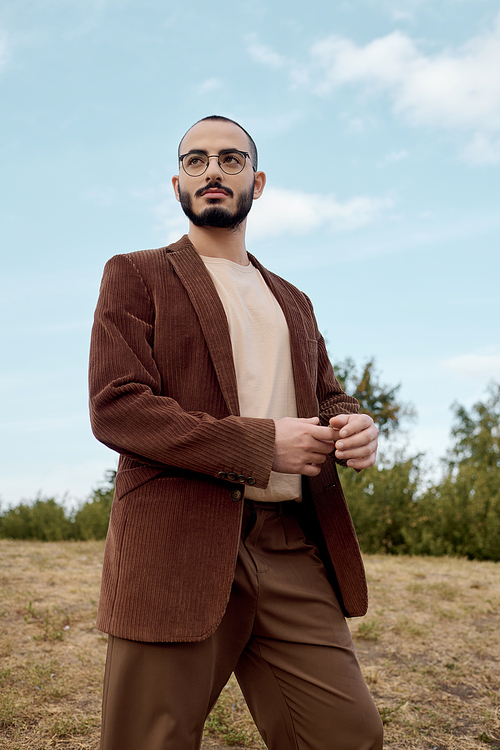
[350,556,500,750]
[0,540,498,749]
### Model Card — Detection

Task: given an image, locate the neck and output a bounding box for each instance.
[188,220,249,266]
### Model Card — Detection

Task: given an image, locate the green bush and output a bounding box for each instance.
[0,502,35,539]
[0,472,115,542]
[73,484,113,540]
[0,385,498,559]
[0,496,72,541]
[340,454,421,555]
[341,384,500,562]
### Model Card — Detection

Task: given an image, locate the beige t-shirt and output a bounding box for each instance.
[201,256,302,502]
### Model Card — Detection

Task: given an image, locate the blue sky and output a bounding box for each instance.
[1,0,499,507]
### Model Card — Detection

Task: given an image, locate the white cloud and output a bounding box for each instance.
[306,13,500,162]
[311,31,415,93]
[244,16,500,161]
[246,34,287,69]
[249,186,393,239]
[153,184,392,245]
[442,351,500,380]
[245,35,309,88]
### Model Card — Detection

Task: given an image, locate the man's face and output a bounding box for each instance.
[172,120,265,231]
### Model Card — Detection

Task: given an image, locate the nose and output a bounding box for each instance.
[205,154,223,181]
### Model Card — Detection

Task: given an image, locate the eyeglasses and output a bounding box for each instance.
[179,149,255,177]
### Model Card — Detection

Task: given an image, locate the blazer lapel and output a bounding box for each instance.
[249,254,318,419]
[167,237,240,417]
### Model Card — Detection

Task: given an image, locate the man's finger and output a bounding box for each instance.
[301,463,323,477]
[310,425,336,442]
[346,451,378,469]
[335,439,379,461]
[335,428,379,453]
[328,414,350,430]
[330,414,375,438]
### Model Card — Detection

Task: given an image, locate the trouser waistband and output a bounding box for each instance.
[243,499,300,539]
[244,498,299,514]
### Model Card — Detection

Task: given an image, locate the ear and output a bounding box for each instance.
[253,171,266,200]
[172,175,180,202]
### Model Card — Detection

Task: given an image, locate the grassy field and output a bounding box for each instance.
[0,539,498,749]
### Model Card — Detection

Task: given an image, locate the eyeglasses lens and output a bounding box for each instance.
[183,151,246,176]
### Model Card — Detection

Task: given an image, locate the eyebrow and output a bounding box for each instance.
[180,148,243,157]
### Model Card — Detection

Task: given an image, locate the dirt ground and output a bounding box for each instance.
[0,539,499,749]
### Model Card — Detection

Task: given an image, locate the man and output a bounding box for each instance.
[89,115,383,750]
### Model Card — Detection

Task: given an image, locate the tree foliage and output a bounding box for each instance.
[339,382,500,561]
[338,454,422,554]
[333,357,415,438]
[406,383,500,560]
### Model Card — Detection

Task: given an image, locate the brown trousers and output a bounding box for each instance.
[100,501,383,750]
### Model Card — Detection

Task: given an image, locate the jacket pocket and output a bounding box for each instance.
[114,465,164,502]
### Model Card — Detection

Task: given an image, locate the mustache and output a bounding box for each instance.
[195,182,234,198]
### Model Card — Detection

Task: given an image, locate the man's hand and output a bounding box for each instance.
[272,417,335,476]
[329,414,379,470]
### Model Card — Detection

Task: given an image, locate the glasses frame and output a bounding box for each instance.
[179,149,255,177]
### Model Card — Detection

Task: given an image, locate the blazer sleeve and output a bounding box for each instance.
[88,254,275,488]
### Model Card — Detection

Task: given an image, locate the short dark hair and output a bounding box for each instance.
[178,115,258,170]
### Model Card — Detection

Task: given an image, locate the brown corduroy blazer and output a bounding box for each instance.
[89,235,368,643]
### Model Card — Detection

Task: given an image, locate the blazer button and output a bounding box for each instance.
[237,475,246,483]
[218,471,228,479]
[231,490,242,502]
[247,476,256,485]
[227,472,237,481]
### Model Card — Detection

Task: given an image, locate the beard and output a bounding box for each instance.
[178,180,254,230]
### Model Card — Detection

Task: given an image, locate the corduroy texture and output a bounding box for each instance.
[89,236,367,642]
